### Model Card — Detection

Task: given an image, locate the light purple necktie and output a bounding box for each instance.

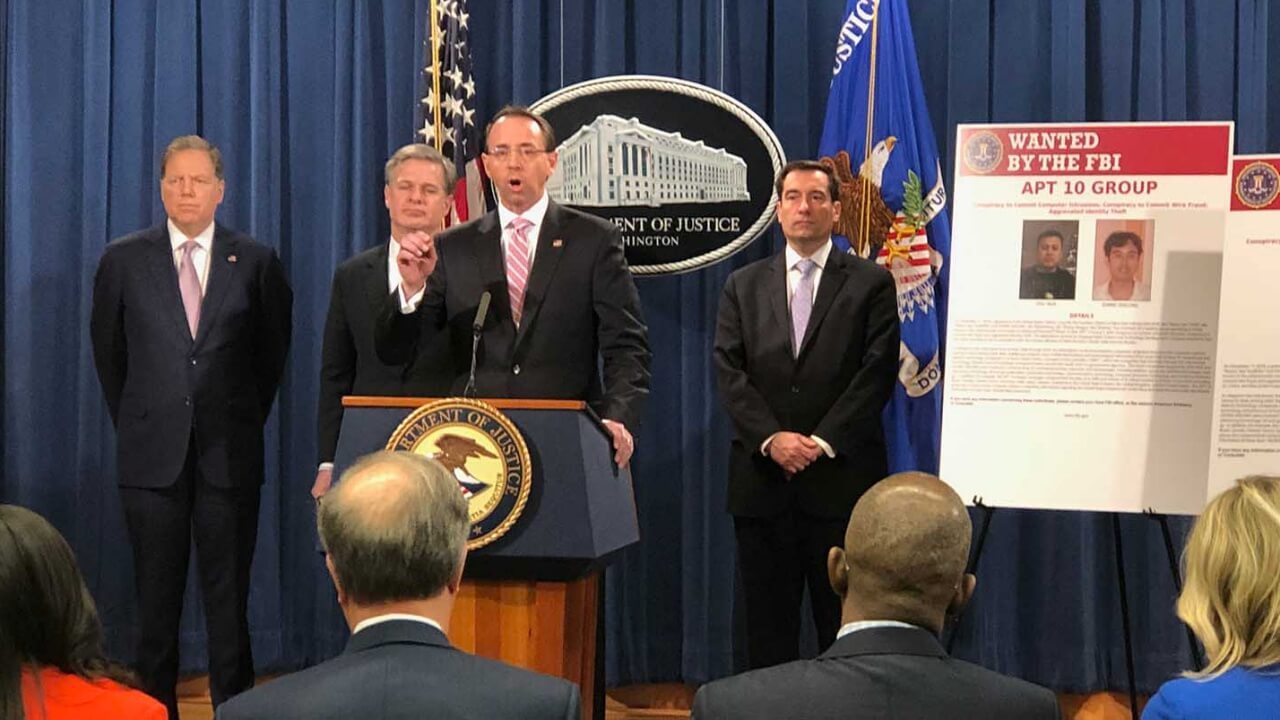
[178,240,202,338]
[791,258,816,356]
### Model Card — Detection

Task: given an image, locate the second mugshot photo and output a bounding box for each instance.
[1092,219,1155,302]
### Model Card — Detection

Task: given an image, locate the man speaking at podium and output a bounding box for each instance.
[377,107,651,467]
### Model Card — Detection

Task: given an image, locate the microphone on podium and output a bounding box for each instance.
[464,291,491,398]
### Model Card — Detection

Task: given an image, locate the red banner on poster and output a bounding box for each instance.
[957,124,1230,177]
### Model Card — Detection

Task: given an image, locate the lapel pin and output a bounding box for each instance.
[552,238,563,248]
[227,254,238,263]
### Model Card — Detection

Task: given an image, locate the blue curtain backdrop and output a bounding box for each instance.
[3,0,1278,695]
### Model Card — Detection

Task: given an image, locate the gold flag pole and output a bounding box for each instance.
[857,3,881,257]
[428,0,445,150]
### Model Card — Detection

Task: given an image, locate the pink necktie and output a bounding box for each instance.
[506,218,534,326]
[178,240,202,338]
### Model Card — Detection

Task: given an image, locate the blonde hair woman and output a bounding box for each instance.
[1143,476,1280,719]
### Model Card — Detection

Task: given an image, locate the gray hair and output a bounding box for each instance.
[384,143,458,192]
[318,451,470,604]
[160,135,224,180]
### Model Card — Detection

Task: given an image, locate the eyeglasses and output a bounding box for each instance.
[485,145,549,161]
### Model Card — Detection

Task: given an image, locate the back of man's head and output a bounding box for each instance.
[318,451,470,606]
[828,472,975,634]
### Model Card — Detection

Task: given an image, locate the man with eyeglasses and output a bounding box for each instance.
[312,144,457,501]
[90,135,292,719]
[377,106,651,467]
[1093,230,1151,301]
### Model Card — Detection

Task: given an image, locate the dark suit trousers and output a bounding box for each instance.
[734,510,846,670]
[120,434,260,720]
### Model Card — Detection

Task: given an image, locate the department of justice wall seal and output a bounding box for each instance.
[530,75,786,275]
[386,398,532,549]
[1236,161,1280,209]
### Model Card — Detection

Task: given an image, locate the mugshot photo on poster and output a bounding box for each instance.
[1018,219,1080,300]
[1093,219,1155,302]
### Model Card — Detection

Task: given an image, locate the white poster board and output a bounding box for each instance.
[940,122,1234,514]
[1208,156,1280,497]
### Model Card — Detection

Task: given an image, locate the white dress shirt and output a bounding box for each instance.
[1093,280,1151,301]
[351,612,446,637]
[496,192,550,270]
[387,237,407,294]
[168,219,215,293]
[400,193,552,313]
[761,239,837,459]
[835,619,920,641]
[784,239,833,311]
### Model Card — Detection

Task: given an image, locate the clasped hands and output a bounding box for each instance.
[768,431,822,477]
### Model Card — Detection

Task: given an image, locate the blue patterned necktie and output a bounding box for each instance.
[791,258,816,356]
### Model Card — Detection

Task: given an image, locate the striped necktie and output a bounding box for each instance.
[506,217,534,326]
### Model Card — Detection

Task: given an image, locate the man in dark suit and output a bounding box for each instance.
[714,160,900,669]
[90,135,292,718]
[692,472,1061,720]
[217,451,581,720]
[312,144,456,499]
[379,106,650,466]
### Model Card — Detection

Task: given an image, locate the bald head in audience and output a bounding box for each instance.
[220,455,586,720]
[826,472,977,635]
[318,451,470,632]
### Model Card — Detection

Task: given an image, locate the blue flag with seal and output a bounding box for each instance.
[818,0,949,473]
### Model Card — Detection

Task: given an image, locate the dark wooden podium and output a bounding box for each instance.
[334,396,640,720]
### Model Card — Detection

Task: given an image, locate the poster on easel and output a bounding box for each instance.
[940,122,1234,514]
[1207,156,1280,497]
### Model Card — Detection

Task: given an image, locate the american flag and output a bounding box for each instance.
[421,0,486,223]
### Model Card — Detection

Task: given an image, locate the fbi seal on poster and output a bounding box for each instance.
[1235,161,1280,209]
[962,131,1004,174]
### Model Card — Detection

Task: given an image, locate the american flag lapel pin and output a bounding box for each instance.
[227,254,238,263]
[552,238,563,248]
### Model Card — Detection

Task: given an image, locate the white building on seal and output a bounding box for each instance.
[546,114,749,207]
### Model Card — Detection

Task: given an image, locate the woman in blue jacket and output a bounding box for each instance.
[1144,475,1280,719]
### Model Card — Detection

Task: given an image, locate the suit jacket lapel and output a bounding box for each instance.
[796,250,849,361]
[193,227,237,348]
[145,228,196,343]
[768,254,790,357]
[513,202,566,350]
[470,213,508,326]
[364,242,392,318]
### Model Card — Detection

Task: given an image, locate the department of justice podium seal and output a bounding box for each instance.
[386,398,532,550]
[1236,161,1280,209]
[962,131,1003,174]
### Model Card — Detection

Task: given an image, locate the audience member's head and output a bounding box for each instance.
[318,451,470,628]
[1177,475,1280,678]
[0,505,136,719]
[827,473,976,635]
